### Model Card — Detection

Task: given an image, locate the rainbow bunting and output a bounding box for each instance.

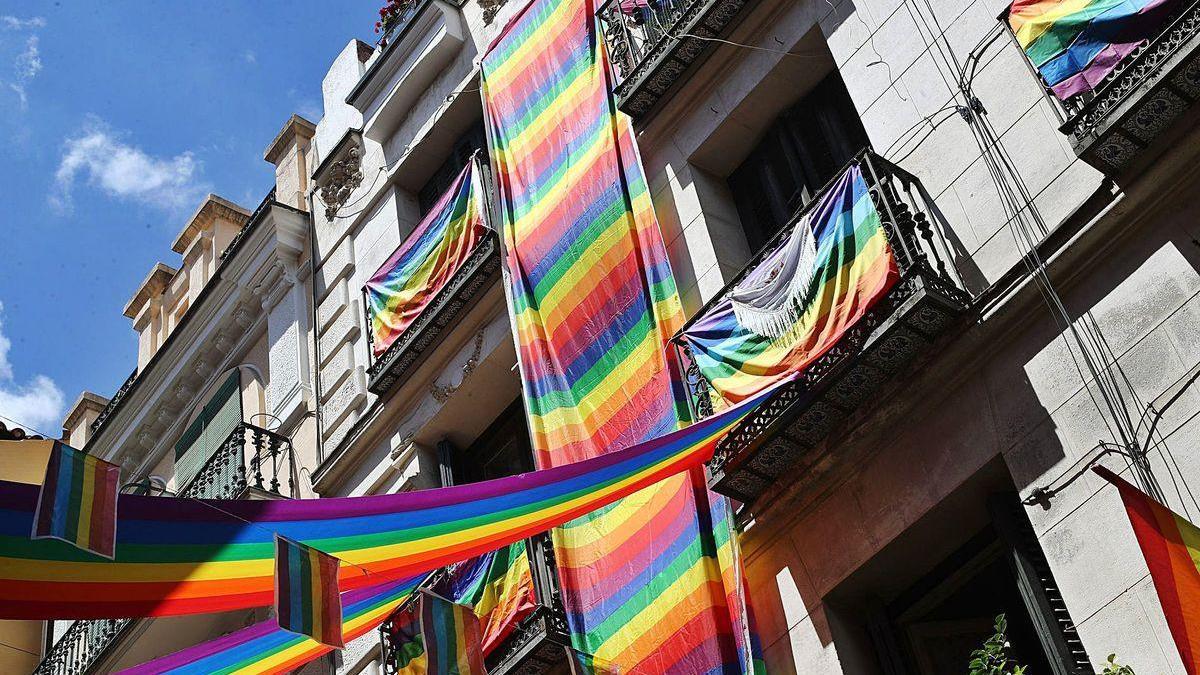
[365,160,487,357]
[120,577,423,674]
[481,0,755,669]
[677,162,899,405]
[385,602,428,675]
[274,536,344,648]
[0,380,773,621]
[32,441,121,559]
[1007,0,1185,100]
[1095,466,1200,674]
[419,590,486,675]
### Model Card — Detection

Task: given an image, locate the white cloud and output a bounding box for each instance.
[242,50,257,64]
[0,303,64,434]
[8,35,41,109]
[1,16,45,30]
[51,118,209,213]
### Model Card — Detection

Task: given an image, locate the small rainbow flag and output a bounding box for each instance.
[1095,466,1200,673]
[32,441,120,559]
[386,603,428,675]
[419,589,485,675]
[275,536,344,648]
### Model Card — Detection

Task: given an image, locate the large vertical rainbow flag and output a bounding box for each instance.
[32,441,121,559]
[365,160,487,357]
[677,163,898,405]
[1095,466,1200,674]
[1007,0,1185,100]
[480,0,751,669]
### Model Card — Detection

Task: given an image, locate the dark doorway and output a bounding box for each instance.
[446,398,535,484]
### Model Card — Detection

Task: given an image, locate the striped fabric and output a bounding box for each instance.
[1008,0,1185,99]
[0,381,771,620]
[678,163,899,405]
[120,577,423,675]
[480,0,753,670]
[274,536,344,648]
[365,160,487,357]
[441,541,535,654]
[1096,466,1200,674]
[32,442,120,559]
[386,603,428,675]
[419,590,485,675]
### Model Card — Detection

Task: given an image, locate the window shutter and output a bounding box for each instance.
[174,371,243,489]
[988,494,1092,675]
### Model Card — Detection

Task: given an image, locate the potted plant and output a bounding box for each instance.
[375,0,416,46]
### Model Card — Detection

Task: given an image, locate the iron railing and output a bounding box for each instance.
[88,369,137,435]
[673,150,973,501]
[32,618,134,675]
[220,187,277,261]
[180,422,298,500]
[380,532,569,675]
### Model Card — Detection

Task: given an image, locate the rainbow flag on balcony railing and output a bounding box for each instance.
[1007,0,1186,100]
[677,163,898,406]
[365,160,487,357]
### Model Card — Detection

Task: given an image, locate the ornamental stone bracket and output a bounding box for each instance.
[480,0,509,24]
[312,129,364,221]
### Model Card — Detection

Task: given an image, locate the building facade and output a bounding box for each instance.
[29,0,1200,672]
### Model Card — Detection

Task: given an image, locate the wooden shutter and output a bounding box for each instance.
[174,371,242,489]
[989,494,1092,675]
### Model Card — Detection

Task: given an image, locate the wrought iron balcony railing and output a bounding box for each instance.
[180,422,298,500]
[1006,0,1200,174]
[381,532,571,675]
[89,369,137,435]
[674,150,973,504]
[597,0,755,119]
[33,617,134,675]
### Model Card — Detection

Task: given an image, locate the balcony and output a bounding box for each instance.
[1013,0,1200,174]
[365,232,502,396]
[597,0,756,119]
[180,422,298,500]
[380,533,571,674]
[674,152,972,504]
[33,617,133,675]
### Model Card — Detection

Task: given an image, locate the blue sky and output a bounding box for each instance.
[0,1,380,435]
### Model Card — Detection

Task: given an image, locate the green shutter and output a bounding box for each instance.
[174,371,242,489]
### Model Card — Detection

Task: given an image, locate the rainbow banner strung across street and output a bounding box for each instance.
[678,163,898,405]
[0,379,772,620]
[1007,0,1185,100]
[274,536,344,648]
[32,441,121,559]
[120,577,422,675]
[419,590,486,675]
[481,0,755,669]
[364,160,487,357]
[440,540,535,654]
[1095,466,1200,674]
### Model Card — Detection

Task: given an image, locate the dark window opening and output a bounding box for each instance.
[868,494,1090,675]
[445,398,535,485]
[417,121,489,216]
[728,71,869,251]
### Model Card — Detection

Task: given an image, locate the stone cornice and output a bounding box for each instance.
[122,262,178,319]
[264,114,317,164]
[171,194,251,254]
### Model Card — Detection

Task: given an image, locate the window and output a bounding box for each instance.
[867,494,1091,675]
[174,370,242,489]
[728,71,869,251]
[417,122,489,216]
[444,398,535,485]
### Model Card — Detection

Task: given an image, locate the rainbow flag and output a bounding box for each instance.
[32,441,121,559]
[1095,466,1200,674]
[1007,0,1185,100]
[419,590,486,675]
[365,160,487,357]
[678,163,898,405]
[481,0,753,669]
[274,536,344,648]
[442,541,535,654]
[0,380,772,620]
[385,603,428,675]
[120,576,422,674]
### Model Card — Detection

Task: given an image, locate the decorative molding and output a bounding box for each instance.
[430,330,485,402]
[480,0,508,24]
[313,130,365,221]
